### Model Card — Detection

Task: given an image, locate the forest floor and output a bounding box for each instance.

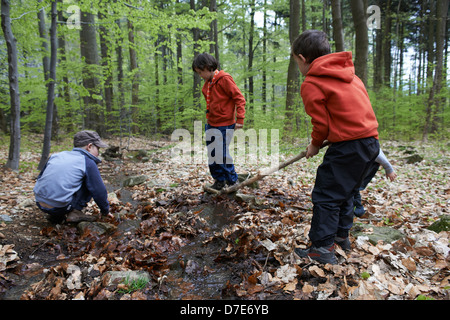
[0,134,449,302]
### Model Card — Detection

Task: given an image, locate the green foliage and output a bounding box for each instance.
[0,0,447,143]
[117,275,150,294]
[416,294,435,300]
[360,272,370,280]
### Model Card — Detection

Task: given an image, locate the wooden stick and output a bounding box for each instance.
[203,141,330,195]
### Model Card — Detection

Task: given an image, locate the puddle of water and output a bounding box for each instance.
[165,203,236,299]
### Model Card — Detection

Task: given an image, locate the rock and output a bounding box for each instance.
[0,214,13,223]
[18,198,35,208]
[427,215,450,233]
[102,146,122,161]
[77,221,116,236]
[404,154,423,164]
[122,175,149,187]
[117,219,141,235]
[351,223,405,245]
[102,270,151,286]
[238,173,259,189]
[127,150,148,161]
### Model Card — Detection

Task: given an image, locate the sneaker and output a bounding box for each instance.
[335,237,351,251]
[294,244,337,265]
[226,180,238,187]
[210,180,226,190]
[353,192,365,217]
[66,209,96,223]
[46,213,66,224]
[354,205,365,217]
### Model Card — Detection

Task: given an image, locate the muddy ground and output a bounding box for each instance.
[0,137,449,301]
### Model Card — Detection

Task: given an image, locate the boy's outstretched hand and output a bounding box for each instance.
[386,171,397,181]
[306,143,320,159]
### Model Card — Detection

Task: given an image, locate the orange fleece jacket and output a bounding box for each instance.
[202,70,246,127]
[301,51,379,147]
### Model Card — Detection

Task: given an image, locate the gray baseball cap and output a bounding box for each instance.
[73,130,108,148]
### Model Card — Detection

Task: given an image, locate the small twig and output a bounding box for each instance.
[29,239,50,258]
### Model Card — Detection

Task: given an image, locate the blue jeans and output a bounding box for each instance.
[205,123,238,184]
[36,185,93,223]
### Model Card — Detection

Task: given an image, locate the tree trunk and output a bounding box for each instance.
[37,0,49,81]
[373,0,383,90]
[351,0,368,86]
[57,2,71,133]
[80,10,103,134]
[331,0,344,52]
[383,0,392,86]
[191,0,202,110]
[128,19,139,134]
[247,0,255,125]
[209,0,219,68]
[98,10,113,135]
[115,18,125,138]
[284,0,300,136]
[38,1,57,171]
[1,0,21,171]
[262,0,267,113]
[423,0,449,141]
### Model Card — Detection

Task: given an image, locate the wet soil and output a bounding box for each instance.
[0,167,254,300]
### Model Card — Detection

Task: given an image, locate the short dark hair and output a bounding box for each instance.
[292,30,331,63]
[192,53,218,72]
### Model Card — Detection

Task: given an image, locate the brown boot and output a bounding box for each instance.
[66,209,96,223]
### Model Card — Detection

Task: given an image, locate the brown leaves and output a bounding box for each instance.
[1,137,449,300]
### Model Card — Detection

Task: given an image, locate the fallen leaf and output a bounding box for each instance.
[309,265,325,278]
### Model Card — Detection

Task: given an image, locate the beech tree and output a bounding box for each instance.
[1,0,20,171]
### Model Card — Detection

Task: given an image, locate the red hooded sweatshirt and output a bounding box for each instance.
[301,51,379,147]
[202,70,246,127]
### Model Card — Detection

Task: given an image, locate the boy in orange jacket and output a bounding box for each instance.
[192,53,246,190]
[292,30,380,264]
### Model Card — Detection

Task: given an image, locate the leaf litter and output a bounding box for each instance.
[0,136,449,300]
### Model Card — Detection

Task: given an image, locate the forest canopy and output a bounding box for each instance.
[0,0,449,171]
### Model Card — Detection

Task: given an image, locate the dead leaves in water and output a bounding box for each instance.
[0,137,449,300]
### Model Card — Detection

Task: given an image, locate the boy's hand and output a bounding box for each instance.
[235,123,243,130]
[386,171,397,181]
[306,143,320,159]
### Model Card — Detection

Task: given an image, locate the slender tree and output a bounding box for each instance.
[351,0,368,86]
[331,0,344,52]
[284,0,300,136]
[1,0,21,171]
[80,9,103,134]
[38,1,58,171]
[423,0,449,141]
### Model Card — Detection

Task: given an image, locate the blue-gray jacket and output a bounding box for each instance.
[34,148,109,214]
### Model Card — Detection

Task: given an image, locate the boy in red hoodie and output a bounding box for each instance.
[192,53,246,190]
[292,30,380,264]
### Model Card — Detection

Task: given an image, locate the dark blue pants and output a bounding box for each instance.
[309,137,380,247]
[36,185,93,223]
[353,161,380,212]
[205,123,238,184]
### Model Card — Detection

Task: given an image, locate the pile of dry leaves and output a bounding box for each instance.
[0,135,448,300]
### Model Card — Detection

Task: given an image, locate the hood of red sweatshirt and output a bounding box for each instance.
[306,51,355,83]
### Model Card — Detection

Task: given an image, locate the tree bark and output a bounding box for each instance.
[351,0,368,86]
[331,0,344,52]
[1,0,21,171]
[128,19,139,133]
[191,0,201,110]
[423,0,449,141]
[284,0,300,136]
[80,10,103,134]
[98,9,113,135]
[38,1,57,171]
